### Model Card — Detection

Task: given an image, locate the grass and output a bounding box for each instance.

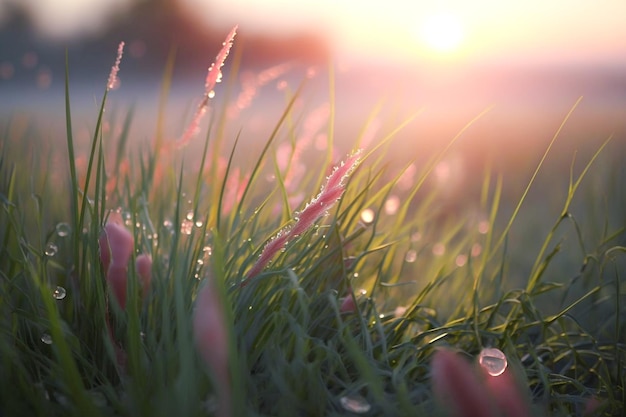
[1,34,625,417]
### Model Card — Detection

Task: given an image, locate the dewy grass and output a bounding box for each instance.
[1,27,625,417]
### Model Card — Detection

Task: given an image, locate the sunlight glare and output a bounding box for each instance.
[416,12,464,53]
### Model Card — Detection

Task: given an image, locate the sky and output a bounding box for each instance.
[2,0,626,68]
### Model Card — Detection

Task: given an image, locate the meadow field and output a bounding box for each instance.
[1,28,625,416]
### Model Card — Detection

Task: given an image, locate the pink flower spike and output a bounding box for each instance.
[205,25,238,95]
[291,185,344,237]
[244,230,289,281]
[177,25,238,149]
[242,151,361,285]
[177,105,208,149]
[193,281,231,417]
[325,149,362,191]
[107,41,125,91]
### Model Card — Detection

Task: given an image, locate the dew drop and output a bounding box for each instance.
[41,333,52,344]
[52,286,66,300]
[340,393,371,414]
[360,208,375,224]
[384,195,400,215]
[478,347,508,376]
[55,222,71,237]
[180,219,194,235]
[44,243,58,257]
[432,243,445,256]
[404,249,417,263]
[478,220,490,234]
[394,306,407,317]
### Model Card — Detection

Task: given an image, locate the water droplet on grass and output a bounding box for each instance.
[479,347,508,376]
[44,243,58,257]
[52,286,66,300]
[340,393,371,414]
[55,223,71,237]
[404,250,417,263]
[360,208,375,224]
[41,333,52,344]
[432,243,445,256]
[180,219,193,235]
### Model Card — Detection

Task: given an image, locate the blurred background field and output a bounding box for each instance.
[2,0,625,293]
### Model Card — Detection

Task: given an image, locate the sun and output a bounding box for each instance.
[416,12,465,54]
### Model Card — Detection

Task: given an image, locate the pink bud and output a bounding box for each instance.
[106,264,128,310]
[482,367,532,417]
[193,282,231,417]
[135,253,152,298]
[583,396,602,416]
[431,349,497,417]
[99,221,134,309]
[339,295,357,314]
[100,222,134,267]
[98,231,111,272]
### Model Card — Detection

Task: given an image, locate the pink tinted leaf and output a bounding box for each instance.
[339,295,357,313]
[101,222,134,267]
[482,367,532,417]
[431,349,497,417]
[135,253,152,298]
[193,282,231,417]
[107,265,128,310]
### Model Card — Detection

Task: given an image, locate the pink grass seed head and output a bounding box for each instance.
[177,25,238,149]
[107,41,125,91]
[243,150,361,283]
